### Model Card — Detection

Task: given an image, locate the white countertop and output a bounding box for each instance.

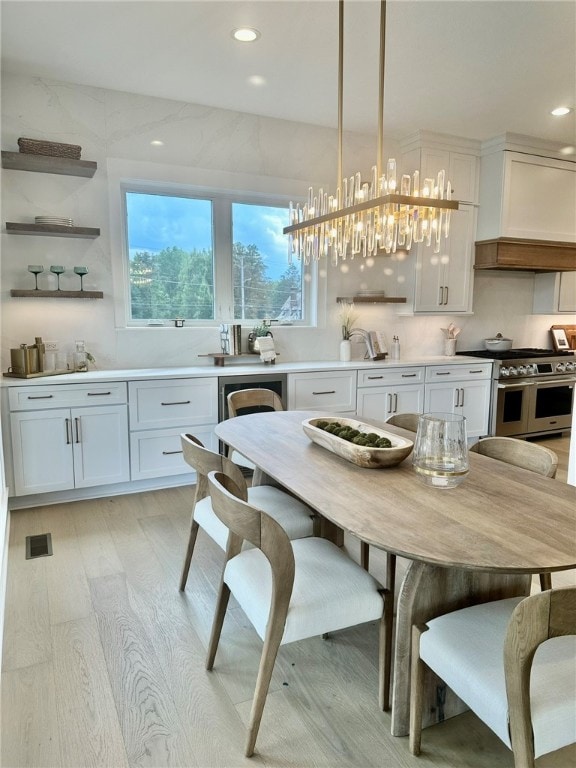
[1,355,493,387]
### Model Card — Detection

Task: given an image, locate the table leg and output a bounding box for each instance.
[390,560,531,736]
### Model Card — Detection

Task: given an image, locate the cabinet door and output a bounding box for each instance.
[71,405,130,488]
[459,380,492,437]
[414,205,475,313]
[10,410,74,495]
[357,385,424,421]
[424,383,457,415]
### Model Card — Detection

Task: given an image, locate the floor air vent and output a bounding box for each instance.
[25,533,53,560]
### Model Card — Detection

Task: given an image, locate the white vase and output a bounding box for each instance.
[339,339,352,362]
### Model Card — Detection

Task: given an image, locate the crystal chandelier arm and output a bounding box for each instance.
[283,194,458,235]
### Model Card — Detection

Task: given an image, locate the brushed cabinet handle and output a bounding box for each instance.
[161,400,191,406]
[393,393,398,413]
[162,449,183,455]
[460,388,465,407]
[444,286,449,305]
[469,370,484,374]
[438,287,443,306]
[27,394,54,400]
[367,376,384,380]
[435,372,451,376]
[74,417,81,443]
[387,393,393,414]
[401,373,417,378]
[87,391,112,397]
[65,418,71,445]
[312,390,336,395]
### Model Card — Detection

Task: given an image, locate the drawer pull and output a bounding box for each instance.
[27,394,54,400]
[312,390,336,396]
[65,418,71,445]
[469,370,484,374]
[74,417,81,443]
[162,449,184,455]
[161,400,191,406]
[367,376,384,380]
[87,391,112,397]
[435,372,452,376]
[401,373,417,378]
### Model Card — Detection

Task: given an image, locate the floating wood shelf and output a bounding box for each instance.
[198,353,277,367]
[10,289,103,299]
[336,295,407,303]
[6,222,100,238]
[1,150,97,178]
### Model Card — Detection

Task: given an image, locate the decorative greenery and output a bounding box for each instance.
[338,304,359,340]
[252,321,272,337]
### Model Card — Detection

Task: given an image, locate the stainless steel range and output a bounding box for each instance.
[457,348,576,438]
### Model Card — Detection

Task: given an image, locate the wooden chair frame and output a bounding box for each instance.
[410,587,576,768]
[470,436,559,590]
[206,470,390,758]
[227,387,284,417]
[178,433,247,591]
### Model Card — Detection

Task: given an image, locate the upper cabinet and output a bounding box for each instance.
[476,136,576,243]
[400,131,480,205]
[398,132,480,314]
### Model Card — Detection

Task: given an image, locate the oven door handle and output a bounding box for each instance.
[497,382,535,389]
[535,378,576,386]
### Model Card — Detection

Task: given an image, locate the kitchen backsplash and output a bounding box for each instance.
[1,73,564,371]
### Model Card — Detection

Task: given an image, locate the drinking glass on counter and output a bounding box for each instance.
[413,412,469,489]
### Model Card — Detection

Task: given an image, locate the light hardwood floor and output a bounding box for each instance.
[2,437,574,768]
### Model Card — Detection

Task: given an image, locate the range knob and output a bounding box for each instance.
[556,363,566,373]
[526,364,537,376]
[518,365,527,376]
[509,366,518,376]
[566,361,575,372]
[500,367,510,377]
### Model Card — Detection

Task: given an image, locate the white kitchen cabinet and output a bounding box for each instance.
[356,367,425,422]
[477,146,576,242]
[128,377,218,480]
[532,272,576,314]
[288,370,357,413]
[400,132,480,204]
[9,382,129,496]
[424,363,492,438]
[412,204,476,313]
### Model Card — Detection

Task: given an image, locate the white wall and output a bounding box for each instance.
[1,73,563,370]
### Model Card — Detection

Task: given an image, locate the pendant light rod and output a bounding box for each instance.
[377,0,386,179]
[337,0,343,189]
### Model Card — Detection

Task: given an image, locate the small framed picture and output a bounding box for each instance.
[551,327,570,351]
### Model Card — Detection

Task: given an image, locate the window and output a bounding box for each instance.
[123,188,306,325]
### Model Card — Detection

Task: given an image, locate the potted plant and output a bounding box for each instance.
[338,304,359,362]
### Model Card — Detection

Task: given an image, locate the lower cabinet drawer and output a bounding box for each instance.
[130,424,218,481]
[288,371,357,412]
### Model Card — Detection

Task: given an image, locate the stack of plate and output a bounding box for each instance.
[35,216,74,227]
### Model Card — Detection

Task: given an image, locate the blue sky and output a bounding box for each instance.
[126,192,292,280]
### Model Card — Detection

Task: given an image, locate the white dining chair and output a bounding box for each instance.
[178,433,316,591]
[470,436,559,590]
[409,587,576,767]
[205,469,393,757]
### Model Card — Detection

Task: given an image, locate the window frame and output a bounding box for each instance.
[119,180,315,328]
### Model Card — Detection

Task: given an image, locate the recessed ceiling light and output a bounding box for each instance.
[150,140,164,146]
[232,27,260,42]
[550,106,572,117]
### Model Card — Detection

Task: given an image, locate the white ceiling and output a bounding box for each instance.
[1,0,575,146]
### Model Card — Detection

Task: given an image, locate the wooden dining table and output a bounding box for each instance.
[215,410,576,736]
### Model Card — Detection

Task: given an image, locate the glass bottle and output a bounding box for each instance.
[74,340,88,372]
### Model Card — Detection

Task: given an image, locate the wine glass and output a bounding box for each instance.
[74,266,88,291]
[50,265,65,291]
[27,264,44,290]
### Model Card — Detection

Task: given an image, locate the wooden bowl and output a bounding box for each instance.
[302,416,414,468]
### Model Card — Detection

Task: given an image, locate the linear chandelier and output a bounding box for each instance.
[284,0,459,266]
